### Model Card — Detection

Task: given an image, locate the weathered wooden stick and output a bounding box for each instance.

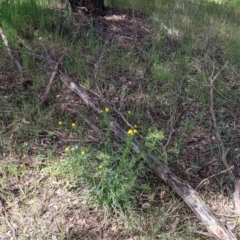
[60,71,100,113]
[234,179,240,215]
[40,55,64,105]
[0,27,23,76]
[153,164,236,240]
[59,73,237,239]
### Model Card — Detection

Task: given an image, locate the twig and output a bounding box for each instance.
[162,103,177,153]
[162,98,178,153]
[163,91,188,152]
[37,36,53,65]
[93,86,135,132]
[113,106,135,129]
[162,129,175,153]
[208,63,235,182]
[11,50,52,63]
[36,34,56,72]
[0,27,23,76]
[59,71,100,113]
[195,165,234,190]
[40,55,64,104]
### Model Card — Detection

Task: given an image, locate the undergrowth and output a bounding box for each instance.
[1,0,240,239]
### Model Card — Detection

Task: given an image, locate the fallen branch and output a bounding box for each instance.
[196,165,234,190]
[59,72,237,240]
[60,71,100,113]
[0,27,23,77]
[153,164,236,240]
[40,55,64,105]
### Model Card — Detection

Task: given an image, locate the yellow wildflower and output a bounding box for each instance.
[134,125,137,129]
[58,121,63,126]
[128,129,134,136]
[105,107,110,113]
[81,151,85,155]
[128,128,137,136]
[65,147,70,153]
[71,122,76,128]
[99,164,103,169]
[128,110,131,114]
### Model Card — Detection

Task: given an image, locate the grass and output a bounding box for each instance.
[1,0,240,239]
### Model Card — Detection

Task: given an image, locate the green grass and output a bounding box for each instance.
[1,0,240,239]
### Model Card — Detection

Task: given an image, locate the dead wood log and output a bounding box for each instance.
[153,164,236,240]
[58,72,237,240]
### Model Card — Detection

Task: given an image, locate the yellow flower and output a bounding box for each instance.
[128,128,137,136]
[128,110,131,114]
[99,164,103,169]
[127,129,134,136]
[71,122,76,128]
[58,121,63,126]
[134,125,137,129]
[65,147,70,153]
[105,107,110,113]
[81,151,85,155]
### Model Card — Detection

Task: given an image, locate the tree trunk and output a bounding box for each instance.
[69,0,104,14]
